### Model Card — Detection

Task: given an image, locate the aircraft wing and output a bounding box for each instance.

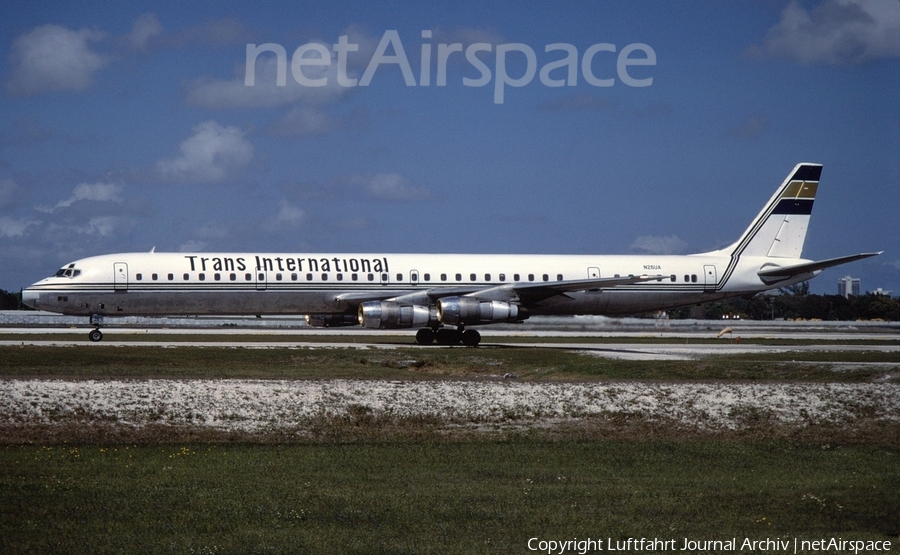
[757,252,881,283]
[509,274,665,304]
[334,274,664,307]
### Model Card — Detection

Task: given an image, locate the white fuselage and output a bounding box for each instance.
[22,250,810,319]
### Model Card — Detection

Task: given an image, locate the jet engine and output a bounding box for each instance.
[357,301,438,329]
[436,297,525,326]
[305,314,358,327]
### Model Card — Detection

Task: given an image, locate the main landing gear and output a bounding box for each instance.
[415,327,481,347]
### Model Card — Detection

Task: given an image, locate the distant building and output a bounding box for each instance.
[837,276,860,298]
[872,288,892,296]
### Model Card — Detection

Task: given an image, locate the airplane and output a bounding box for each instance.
[22,163,879,346]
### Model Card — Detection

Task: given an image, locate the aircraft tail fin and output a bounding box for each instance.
[729,163,821,260]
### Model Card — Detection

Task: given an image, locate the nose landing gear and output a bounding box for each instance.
[88,314,104,342]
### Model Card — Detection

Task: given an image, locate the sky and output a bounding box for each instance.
[1,0,898,296]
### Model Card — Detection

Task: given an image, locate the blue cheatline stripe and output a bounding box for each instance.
[772,198,814,215]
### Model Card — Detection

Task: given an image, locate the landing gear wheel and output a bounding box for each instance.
[415,328,435,345]
[435,328,461,345]
[461,329,481,347]
[88,329,103,342]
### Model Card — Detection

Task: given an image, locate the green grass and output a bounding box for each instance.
[1,440,897,554]
[1,345,896,381]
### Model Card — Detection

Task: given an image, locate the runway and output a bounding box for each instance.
[1,322,897,361]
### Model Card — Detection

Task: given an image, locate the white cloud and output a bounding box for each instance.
[125,13,163,52]
[274,200,306,225]
[156,121,253,184]
[178,240,207,252]
[41,182,123,212]
[5,24,108,95]
[362,173,429,201]
[750,0,900,65]
[186,47,348,109]
[194,220,230,240]
[72,216,118,237]
[0,217,40,238]
[630,235,689,255]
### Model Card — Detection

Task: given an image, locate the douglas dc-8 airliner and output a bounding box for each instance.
[23,163,879,345]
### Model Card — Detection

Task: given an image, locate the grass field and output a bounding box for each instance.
[1,342,897,553]
[2,440,898,554]
[1,344,897,381]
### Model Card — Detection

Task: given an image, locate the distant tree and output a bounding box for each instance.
[0,289,21,310]
[855,294,900,321]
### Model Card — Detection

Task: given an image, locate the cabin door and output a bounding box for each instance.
[703,265,717,292]
[113,262,128,291]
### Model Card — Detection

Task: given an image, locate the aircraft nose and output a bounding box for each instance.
[21,288,40,310]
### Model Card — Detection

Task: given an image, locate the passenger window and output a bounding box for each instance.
[291,273,298,281]
[557,274,563,281]
[470,273,476,281]
[367,273,374,281]
[215,273,221,281]
[230,273,237,281]
[528,274,534,282]
[691,274,698,283]
[322,274,328,281]
[441,273,447,281]
[543,274,549,282]
[337,274,343,281]
[307,273,314,281]
[183,273,190,280]
[275,273,282,281]
[199,273,205,281]
[168,274,174,281]
[423,273,430,281]
[485,274,491,281]
[499,274,506,281]
[455,274,462,281]
[670,275,676,282]
[351,273,358,281]
[397,273,403,281]
[514,274,520,281]
[245,273,252,281]
[152,274,158,281]
[684,275,689,282]
[136,273,143,280]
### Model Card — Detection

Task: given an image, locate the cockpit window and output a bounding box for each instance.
[54,264,80,278]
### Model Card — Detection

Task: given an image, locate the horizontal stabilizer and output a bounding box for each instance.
[757,252,881,283]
